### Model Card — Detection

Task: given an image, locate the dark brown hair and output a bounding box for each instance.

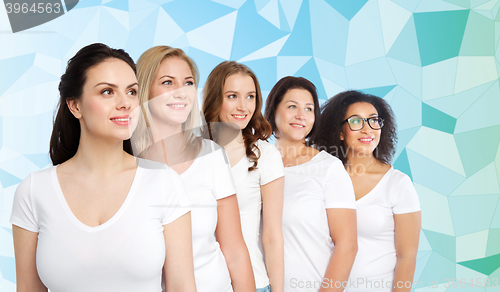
[49,43,136,165]
[312,90,397,164]
[203,61,272,171]
[264,76,320,146]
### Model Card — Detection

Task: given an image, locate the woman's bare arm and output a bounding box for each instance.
[12,225,47,292]
[216,194,256,292]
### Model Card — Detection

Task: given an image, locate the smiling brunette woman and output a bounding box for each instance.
[203,61,285,292]
[313,90,421,292]
[264,76,357,292]
[132,47,255,292]
[10,43,196,292]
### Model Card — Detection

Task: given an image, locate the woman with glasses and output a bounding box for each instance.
[264,77,357,292]
[313,90,421,292]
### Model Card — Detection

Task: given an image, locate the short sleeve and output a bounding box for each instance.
[324,157,356,209]
[162,168,192,225]
[258,141,285,186]
[10,174,39,233]
[212,145,237,200]
[392,173,421,214]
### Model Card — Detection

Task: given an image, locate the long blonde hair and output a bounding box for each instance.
[132,46,202,158]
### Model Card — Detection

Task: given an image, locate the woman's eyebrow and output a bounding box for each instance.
[94,82,117,88]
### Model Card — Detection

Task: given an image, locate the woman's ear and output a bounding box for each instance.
[67,99,82,119]
[340,131,344,141]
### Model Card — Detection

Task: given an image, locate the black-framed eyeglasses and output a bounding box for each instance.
[342,116,384,131]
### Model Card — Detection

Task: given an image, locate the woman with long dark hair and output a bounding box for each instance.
[313,90,421,292]
[203,61,285,292]
[10,43,196,292]
[264,76,357,292]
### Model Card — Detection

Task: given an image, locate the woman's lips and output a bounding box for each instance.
[110,115,132,126]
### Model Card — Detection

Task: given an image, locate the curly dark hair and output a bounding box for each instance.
[312,90,397,165]
[264,76,320,146]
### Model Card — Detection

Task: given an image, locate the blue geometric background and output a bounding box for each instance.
[1,0,500,290]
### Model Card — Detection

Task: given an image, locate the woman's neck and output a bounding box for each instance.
[275,136,309,159]
[70,131,132,174]
[150,118,183,143]
[149,117,188,162]
[224,130,244,151]
[345,150,378,174]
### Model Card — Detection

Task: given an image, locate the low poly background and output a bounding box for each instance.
[1,0,500,291]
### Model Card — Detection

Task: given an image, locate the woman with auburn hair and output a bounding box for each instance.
[203,61,285,292]
[264,76,357,292]
[312,90,421,292]
[10,43,196,292]
[132,47,255,292]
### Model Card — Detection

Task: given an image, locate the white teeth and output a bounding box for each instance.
[168,104,186,108]
[291,124,304,128]
[359,138,373,141]
[233,115,246,119]
[111,118,131,121]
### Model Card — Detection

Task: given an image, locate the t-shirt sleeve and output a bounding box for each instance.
[392,173,421,214]
[258,142,285,186]
[324,158,356,209]
[10,174,39,233]
[162,168,192,225]
[213,147,237,200]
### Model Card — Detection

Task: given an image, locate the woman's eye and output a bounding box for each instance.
[305,107,312,111]
[228,94,237,99]
[185,80,194,86]
[101,89,112,95]
[247,95,255,99]
[162,80,172,85]
[127,89,137,95]
[288,105,296,109]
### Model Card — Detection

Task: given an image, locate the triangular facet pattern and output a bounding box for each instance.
[1,1,499,290]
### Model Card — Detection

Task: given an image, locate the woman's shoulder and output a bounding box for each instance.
[17,166,55,188]
[255,139,279,155]
[200,138,224,153]
[136,157,181,181]
[136,157,168,171]
[317,150,344,167]
[256,139,271,148]
[386,167,412,185]
[383,167,418,196]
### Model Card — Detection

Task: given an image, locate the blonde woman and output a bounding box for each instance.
[203,61,284,292]
[11,43,195,292]
[131,46,255,292]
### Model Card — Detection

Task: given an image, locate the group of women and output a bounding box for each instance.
[10,43,421,292]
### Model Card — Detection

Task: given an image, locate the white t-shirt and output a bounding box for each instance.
[179,139,236,292]
[231,140,285,289]
[346,167,421,292]
[10,159,191,292]
[282,151,356,292]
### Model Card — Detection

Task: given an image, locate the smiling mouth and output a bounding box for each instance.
[110,116,132,126]
[232,114,247,120]
[167,104,187,108]
[359,138,374,142]
[290,123,305,129]
[110,117,131,121]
